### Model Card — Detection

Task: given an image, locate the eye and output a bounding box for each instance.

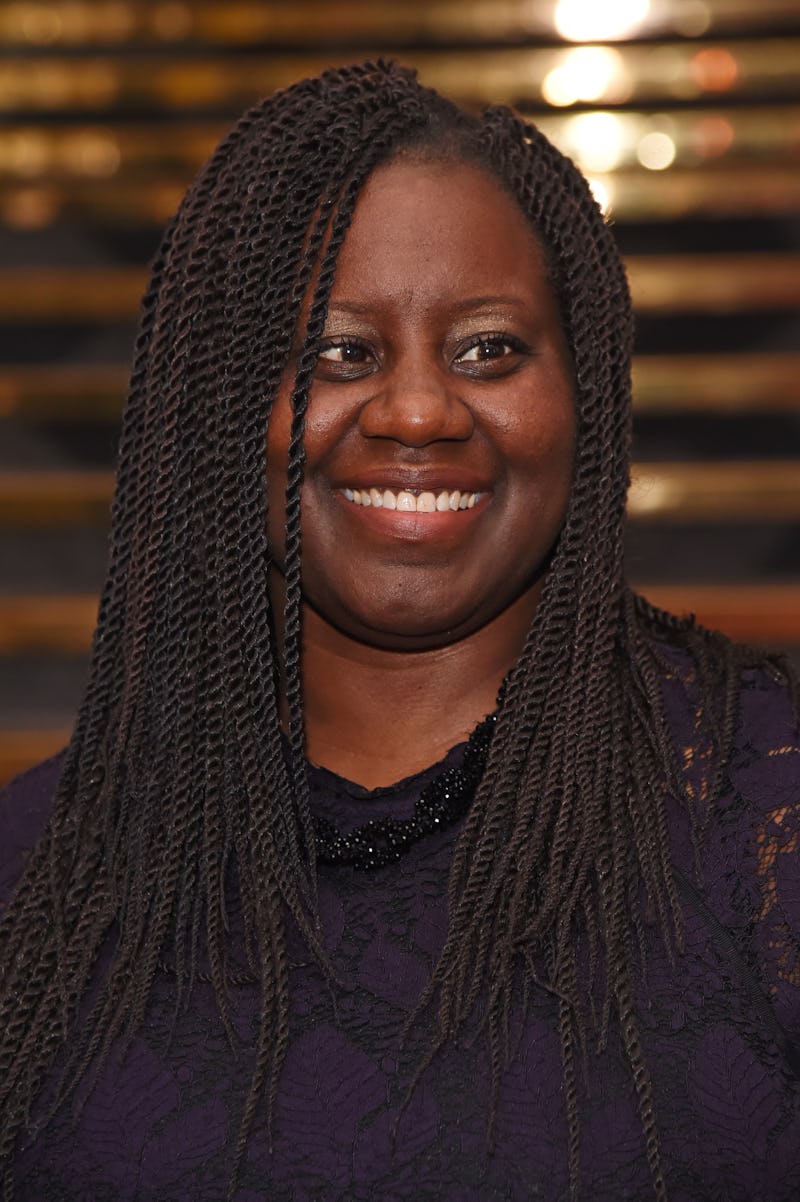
[318,339,368,363]
[315,336,376,380]
[454,332,529,374]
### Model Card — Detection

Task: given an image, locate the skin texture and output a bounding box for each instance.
[267,158,575,786]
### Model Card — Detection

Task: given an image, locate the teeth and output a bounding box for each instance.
[342,487,481,512]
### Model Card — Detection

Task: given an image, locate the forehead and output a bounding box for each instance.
[329,158,553,313]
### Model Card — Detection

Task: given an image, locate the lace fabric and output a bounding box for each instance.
[2,663,799,1201]
[759,799,800,993]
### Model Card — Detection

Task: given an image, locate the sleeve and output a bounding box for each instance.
[731,671,800,1034]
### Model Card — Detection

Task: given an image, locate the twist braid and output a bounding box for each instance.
[1,60,789,1201]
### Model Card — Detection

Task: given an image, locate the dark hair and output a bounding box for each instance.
[0,60,783,1200]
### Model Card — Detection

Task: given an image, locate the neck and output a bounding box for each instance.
[271,576,539,789]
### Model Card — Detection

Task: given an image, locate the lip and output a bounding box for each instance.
[330,467,494,495]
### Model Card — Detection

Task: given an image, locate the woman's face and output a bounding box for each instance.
[267,157,575,652]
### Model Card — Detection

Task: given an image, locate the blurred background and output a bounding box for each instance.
[0,0,798,783]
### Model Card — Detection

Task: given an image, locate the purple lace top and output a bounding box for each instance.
[2,663,799,1200]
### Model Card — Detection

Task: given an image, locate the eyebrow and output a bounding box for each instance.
[450,295,531,314]
[327,295,531,317]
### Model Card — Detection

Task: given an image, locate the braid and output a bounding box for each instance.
[0,60,787,1200]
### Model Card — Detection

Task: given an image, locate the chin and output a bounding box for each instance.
[309,592,484,650]
[345,623,475,653]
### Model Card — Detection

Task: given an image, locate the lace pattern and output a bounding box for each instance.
[2,665,799,1201]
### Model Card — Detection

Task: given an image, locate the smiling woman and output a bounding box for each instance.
[1,60,799,1202]
[266,157,575,783]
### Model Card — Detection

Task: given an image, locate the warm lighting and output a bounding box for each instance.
[76,62,118,106]
[586,175,613,215]
[2,186,59,229]
[149,181,186,222]
[541,65,576,107]
[1,60,120,109]
[153,1,193,40]
[0,131,50,177]
[564,111,627,172]
[671,0,712,38]
[53,1,92,42]
[637,130,676,170]
[690,47,739,93]
[542,47,631,107]
[690,114,735,159]
[554,0,650,42]
[9,1,135,43]
[101,2,135,40]
[628,472,678,516]
[59,130,121,177]
[18,3,64,44]
[0,378,17,417]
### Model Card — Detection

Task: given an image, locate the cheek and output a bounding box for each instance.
[550,410,577,497]
[514,395,576,502]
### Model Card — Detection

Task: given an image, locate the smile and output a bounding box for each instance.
[342,487,481,512]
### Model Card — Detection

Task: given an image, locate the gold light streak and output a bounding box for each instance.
[553,0,651,42]
[542,46,632,106]
[563,111,627,172]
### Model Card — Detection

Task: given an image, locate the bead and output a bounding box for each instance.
[314,707,498,871]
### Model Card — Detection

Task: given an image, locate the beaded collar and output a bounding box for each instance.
[314,707,498,871]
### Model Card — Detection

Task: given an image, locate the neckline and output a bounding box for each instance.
[309,708,498,870]
[306,733,474,802]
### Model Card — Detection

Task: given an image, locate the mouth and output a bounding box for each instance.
[341,486,481,513]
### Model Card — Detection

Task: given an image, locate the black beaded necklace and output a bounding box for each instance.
[313,707,499,871]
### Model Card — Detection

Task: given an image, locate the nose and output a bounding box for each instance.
[357,360,474,447]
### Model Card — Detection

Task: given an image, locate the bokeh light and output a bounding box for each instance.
[0,131,50,177]
[637,130,677,170]
[690,47,739,93]
[542,46,632,106]
[153,2,193,41]
[3,186,59,229]
[564,111,627,172]
[18,3,64,44]
[671,0,712,38]
[59,130,121,177]
[554,0,650,42]
[586,175,613,215]
[690,114,735,159]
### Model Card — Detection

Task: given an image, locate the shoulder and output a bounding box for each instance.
[0,751,65,905]
[647,635,800,1022]
[728,679,800,1027]
[643,630,799,864]
[647,628,798,783]
[733,663,799,779]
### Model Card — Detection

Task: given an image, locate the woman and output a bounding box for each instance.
[1,61,798,1201]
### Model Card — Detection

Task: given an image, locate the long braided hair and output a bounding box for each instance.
[0,60,784,1200]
